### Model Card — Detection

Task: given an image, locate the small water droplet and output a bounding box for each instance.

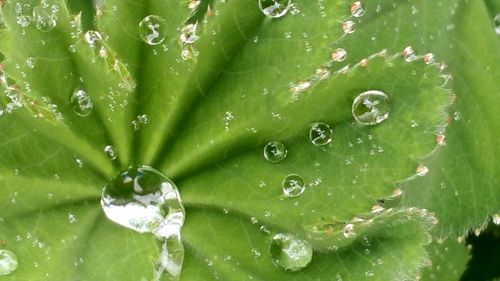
[70,89,93,116]
[416,165,429,176]
[0,249,18,276]
[75,158,84,168]
[26,57,36,69]
[33,5,57,32]
[104,145,117,160]
[179,23,199,44]
[282,174,305,197]
[84,30,103,46]
[350,1,365,17]
[309,122,333,146]
[259,0,291,18]
[263,141,287,163]
[251,248,261,257]
[402,46,417,62]
[494,14,500,35]
[352,90,390,125]
[68,213,77,224]
[342,21,355,34]
[331,48,347,62]
[269,233,312,272]
[139,15,166,45]
[423,53,435,64]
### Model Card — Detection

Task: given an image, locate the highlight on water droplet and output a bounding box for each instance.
[350,1,365,17]
[342,20,355,34]
[101,166,185,280]
[104,145,117,160]
[352,90,390,125]
[282,174,305,197]
[32,5,57,32]
[0,249,18,276]
[259,0,292,18]
[494,14,500,35]
[139,15,166,45]
[84,30,103,46]
[269,233,312,272]
[263,141,288,163]
[331,48,347,62]
[70,89,93,116]
[309,122,333,146]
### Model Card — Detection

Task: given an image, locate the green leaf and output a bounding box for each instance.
[0,0,492,280]
[420,238,470,281]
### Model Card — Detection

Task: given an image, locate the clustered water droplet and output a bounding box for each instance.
[494,14,500,35]
[101,166,185,280]
[259,0,292,18]
[263,141,288,163]
[352,90,390,125]
[32,3,58,32]
[0,249,18,276]
[269,233,312,271]
[282,174,305,197]
[139,15,166,45]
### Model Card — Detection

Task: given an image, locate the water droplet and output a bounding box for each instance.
[402,46,417,62]
[342,21,355,34]
[84,30,103,46]
[309,122,333,146]
[416,165,429,176]
[269,233,312,272]
[352,90,390,125]
[263,141,287,163]
[0,249,18,276]
[331,48,347,62]
[15,3,32,28]
[259,0,291,18]
[251,248,261,257]
[179,23,199,44]
[26,57,36,69]
[70,89,93,116]
[423,53,435,64]
[494,14,500,35]
[33,5,56,32]
[282,174,305,197]
[101,166,185,280]
[104,145,117,160]
[139,15,166,45]
[68,213,77,224]
[350,1,365,17]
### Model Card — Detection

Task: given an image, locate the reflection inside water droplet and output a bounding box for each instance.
[269,233,312,271]
[139,15,166,45]
[282,174,305,197]
[263,141,287,163]
[259,0,292,18]
[0,249,18,276]
[352,90,390,125]
[309,122,333,146]
[70,89,93,116]
[101,166,185,281]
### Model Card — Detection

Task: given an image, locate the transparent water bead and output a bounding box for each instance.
[33,5,57,32]
[104,145,117,160]
[179,23,199,44]
[101,166,185,280]
[269,233,312,271]
[70,89,93,116]
[263,141,287,163]
[26,57,36,69]
[259,0,291,18]
[352,90,390,125]
[331,48,347,62]
[350,1,365,17]
[309,122,333,146]
[15,3,32,28]
[342,20,355,34]
[0,249,18,276]
[282,174,305,197]
[139,15,166,45]
[84,30,103,46]
[494,14,500,35]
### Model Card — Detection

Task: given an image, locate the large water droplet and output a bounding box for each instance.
[269,233,312,272]
[309,122,333,146]
[139,15,166,45]
[70,89,93,116]
[352,90,390,125]
[0,249,18,276]
[32,5,56,32]
[259,0,291,18]
[263,141,287,163]
[494,14,500,35]
[101,166,185,280]
[282,174,305,197]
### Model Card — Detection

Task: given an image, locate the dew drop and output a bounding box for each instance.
[309,122,333,146]
[350,1,365,17]
[15,3,32,28]
[33,5,56,32]
[282,174,305,197]
[416,165,429,176]
[179,23,199,44]
[259,0,291,18]
[26,57,36,69]
[342,20,355,34]
[352,90,390,125]
[101,166,185,280]
[70,89,93,116]
[402,46,417,62]
[269,233,312,272]
[0,249,18,276]
[494,14,500,35]
[263,141,287,163]
[423,53,435,64]
[104,145,117,160]
[331,48,347,62]
[139,15,166,45]
[84,30,103,46]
